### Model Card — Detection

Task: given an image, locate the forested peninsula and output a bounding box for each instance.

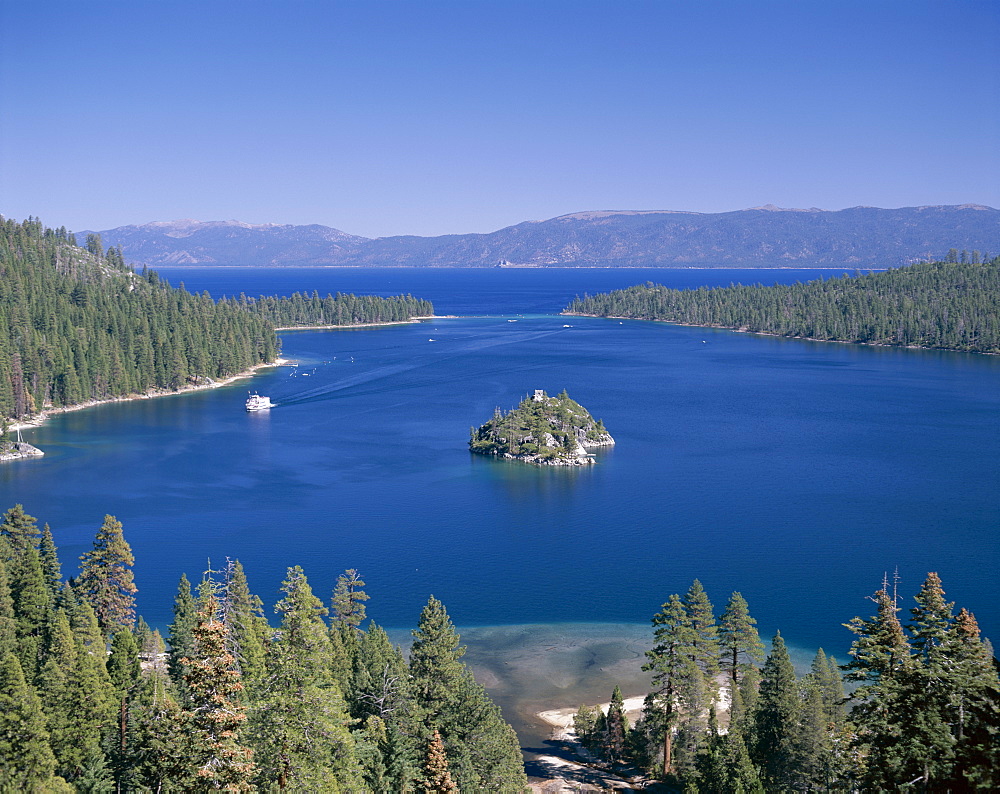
[565,256,1000,354]
[0,505,527,791]
[231,290,434,328]
[0,217,433,425]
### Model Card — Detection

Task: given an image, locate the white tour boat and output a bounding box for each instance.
[246,392,274,411]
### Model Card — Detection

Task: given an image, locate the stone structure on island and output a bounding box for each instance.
[469,390,614,466]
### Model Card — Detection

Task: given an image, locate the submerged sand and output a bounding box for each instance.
[388,622,656,788]
[387,622,824,789]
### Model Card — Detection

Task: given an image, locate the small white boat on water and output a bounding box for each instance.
[246,393,274,411]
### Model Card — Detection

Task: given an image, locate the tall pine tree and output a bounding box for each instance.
[75,515,137,637]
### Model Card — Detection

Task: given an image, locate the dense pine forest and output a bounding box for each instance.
[228,291,434,328]
[0,217,434,424]
[575,578,999,792]
[565,256,1000,354]
[0,505,526,791]
[0,217,278,422]
[3,504,996,791]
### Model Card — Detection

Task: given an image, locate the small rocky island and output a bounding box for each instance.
[0,438,44,462]
[469,390,614,466]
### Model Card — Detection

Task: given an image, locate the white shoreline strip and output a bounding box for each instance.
[8,358,290,432]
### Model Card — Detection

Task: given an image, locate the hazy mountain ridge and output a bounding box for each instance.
[83,219,369,266]
[84,205,999,268]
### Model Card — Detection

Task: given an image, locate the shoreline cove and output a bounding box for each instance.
[6,317,453,433]
[8,358,290,433]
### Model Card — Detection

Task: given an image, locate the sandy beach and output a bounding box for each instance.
[388,623,656,790]
[273,314,453,331]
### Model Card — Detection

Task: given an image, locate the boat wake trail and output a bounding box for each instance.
[275,327,563,408]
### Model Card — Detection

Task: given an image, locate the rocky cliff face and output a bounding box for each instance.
[469,390,614,466]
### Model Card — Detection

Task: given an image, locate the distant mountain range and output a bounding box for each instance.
[81,204,999,268]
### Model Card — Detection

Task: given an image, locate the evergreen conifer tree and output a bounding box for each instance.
[683,579,721,684]
[900,573,999,789]
[844,586,912,789]
[438,669,527,791]
[222,559,269,687]
[168,573,198,688]
[37,609,105,783]
[0,555,14,657]
[38,523,63,602]
[76,515,136,637]
[7,544,52,682]
[604,685,629,764]
[349,624,420,789]
[410,595,467,731]
[718,591,764,688]
[127,672,199,791]
[0,651,60,788]
[751,632,800,789]
[108,629,141,694]
[410,596,526,791]
[106,629,142,788]
[181,592,255,790]
[249,566,360,791]
[643,592,709,777]
[0,503,41,554]
[331,568,370,636]
[948,608,1000,789]
[719,726,764,794]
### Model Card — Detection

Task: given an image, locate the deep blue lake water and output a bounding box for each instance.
[3,268,998,663]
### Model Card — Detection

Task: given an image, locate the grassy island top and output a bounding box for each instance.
[469,390,614,466]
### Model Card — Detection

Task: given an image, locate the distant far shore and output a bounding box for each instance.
[151,264,880,270]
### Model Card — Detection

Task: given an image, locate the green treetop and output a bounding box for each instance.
[76,515,137,638]
[751,632,800,789]
[0,651,59,789]
[719,591,764,687]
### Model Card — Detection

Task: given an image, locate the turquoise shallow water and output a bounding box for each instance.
[3,268,997,663]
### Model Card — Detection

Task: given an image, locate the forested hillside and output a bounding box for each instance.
[0,505,527,791]
[0,217,278,422]
[2,503,996,790]
[0,217,435,424]
[229,290,433,327]
[566,257,1000,353]
[576,578,999,791]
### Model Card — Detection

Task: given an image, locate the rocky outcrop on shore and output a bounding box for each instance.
[469,390,614,466]
[0,440,44,462]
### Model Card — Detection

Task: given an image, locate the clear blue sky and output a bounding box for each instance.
[1,0,997,237]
